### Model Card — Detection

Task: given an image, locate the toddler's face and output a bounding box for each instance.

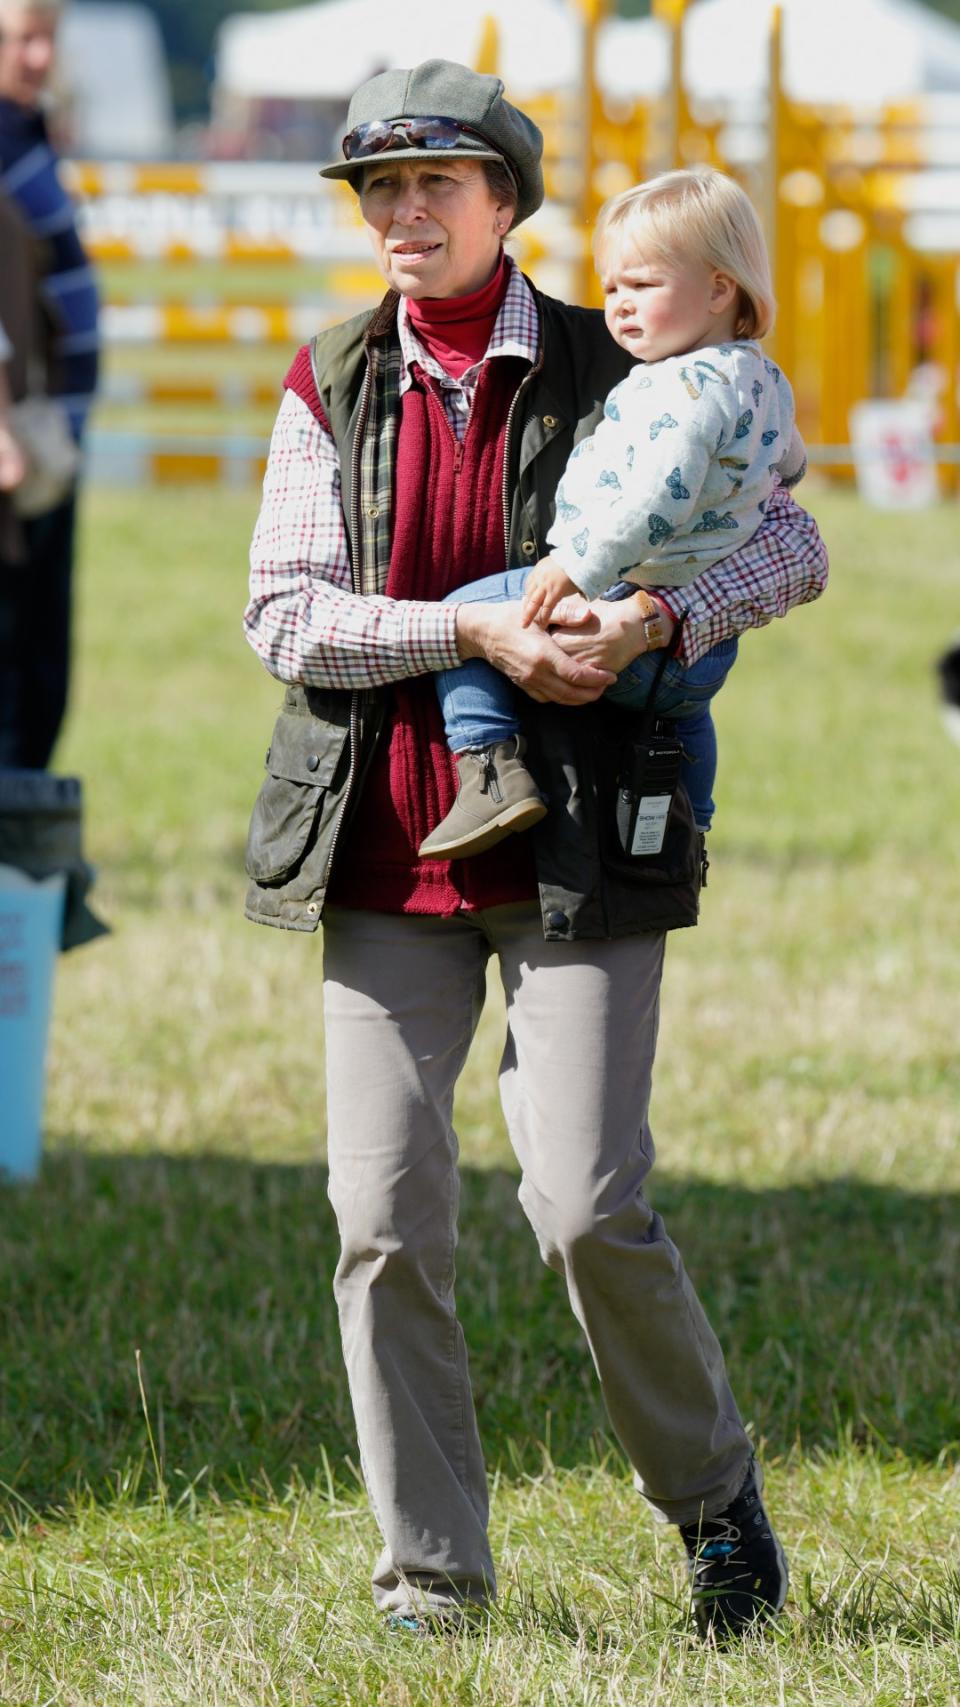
[599,238,731,363]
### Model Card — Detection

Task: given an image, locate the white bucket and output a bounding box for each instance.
[849,399,939,510]
[0,865,66,1180]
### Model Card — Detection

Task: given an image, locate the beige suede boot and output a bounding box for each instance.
[418,737,547,860]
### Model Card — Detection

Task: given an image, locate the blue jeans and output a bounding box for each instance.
[436,569,738,832]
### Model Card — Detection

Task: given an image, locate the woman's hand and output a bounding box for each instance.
[550,592,676,676]
[0,422,26,493]
[455,600,616,705]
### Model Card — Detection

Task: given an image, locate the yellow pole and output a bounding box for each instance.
[819,211,869,479]
[932,258,959,494]
[651,0,689,173]
[575,0,608,305]
[473,15,500,77]
[766,7,784,363]
[888,226,913,400]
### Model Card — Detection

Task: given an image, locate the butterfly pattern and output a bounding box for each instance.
[678,359,731,400]
[691,509,739,533]
[650,414,678,440]
[648,514,675,546]
[544,343,800,590]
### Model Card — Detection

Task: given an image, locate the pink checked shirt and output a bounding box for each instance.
[245,261,827,687]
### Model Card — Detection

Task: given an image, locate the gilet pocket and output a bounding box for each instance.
[244,712,349,886]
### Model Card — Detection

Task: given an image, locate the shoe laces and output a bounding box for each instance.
[687,1515,743,1581]
[682,1482,772,1583]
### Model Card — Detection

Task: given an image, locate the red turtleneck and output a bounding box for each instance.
[405,249,510,378]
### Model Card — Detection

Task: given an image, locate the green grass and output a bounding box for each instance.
[1,487,959,1703]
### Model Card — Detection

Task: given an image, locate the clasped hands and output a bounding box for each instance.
[455,552,674,708]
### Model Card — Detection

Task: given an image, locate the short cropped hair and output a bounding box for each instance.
[481,157,519,220]
[594,167,775,340]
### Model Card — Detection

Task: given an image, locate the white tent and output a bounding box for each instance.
[215,0,588,103]
[681,0,960,107]
[215,0,960,108]
[59,2,174,157]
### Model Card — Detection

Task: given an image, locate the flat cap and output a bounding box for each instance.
[320,58,544,227]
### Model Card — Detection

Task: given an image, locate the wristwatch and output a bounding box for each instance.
[638,596,670,651]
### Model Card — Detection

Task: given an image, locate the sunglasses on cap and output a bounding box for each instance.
[342,116,518,187]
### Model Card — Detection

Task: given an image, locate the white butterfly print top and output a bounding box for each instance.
[547,341,806,596]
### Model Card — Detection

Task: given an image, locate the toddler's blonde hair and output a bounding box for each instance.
[594,166,775,340]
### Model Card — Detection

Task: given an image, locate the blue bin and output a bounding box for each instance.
[0,866,66,1179]
[0,772,107,1182]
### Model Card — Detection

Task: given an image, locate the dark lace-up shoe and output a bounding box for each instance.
[679,1460,788,1641]
[386,1603,484,1638]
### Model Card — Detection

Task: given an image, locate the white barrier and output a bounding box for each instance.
[100,301,348,345]
[86,430,268,488]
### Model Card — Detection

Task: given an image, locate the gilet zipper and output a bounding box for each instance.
[321,351,376,883]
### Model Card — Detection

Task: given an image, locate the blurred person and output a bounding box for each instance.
[0,0,99,768]
[244,59,828,1641]
[0,319,27,493]
[0,187,32,569]
[0,315,28,567]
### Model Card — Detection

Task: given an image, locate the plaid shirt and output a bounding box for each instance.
[245,262,827,688]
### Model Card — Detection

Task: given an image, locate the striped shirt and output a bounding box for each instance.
[0,99,99,439]
[245,262,827,688]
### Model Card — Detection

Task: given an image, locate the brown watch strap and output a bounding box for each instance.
[641,605,670,650]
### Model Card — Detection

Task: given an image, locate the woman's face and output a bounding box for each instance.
[359,159,512,300]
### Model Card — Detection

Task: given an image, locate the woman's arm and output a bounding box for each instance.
[651,484,828,666]
[552,483,827,674]
[244,390,465,689]
[245,389,615,703]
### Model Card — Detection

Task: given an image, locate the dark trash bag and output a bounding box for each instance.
[0,771,108,951]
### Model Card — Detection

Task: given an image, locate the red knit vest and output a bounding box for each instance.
[286,345,537,915]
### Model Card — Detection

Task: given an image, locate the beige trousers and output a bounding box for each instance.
[322,902,750,1614]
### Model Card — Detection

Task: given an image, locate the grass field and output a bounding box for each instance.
[1,485,959,1704]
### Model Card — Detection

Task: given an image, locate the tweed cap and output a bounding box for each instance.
[320,58,544,227]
